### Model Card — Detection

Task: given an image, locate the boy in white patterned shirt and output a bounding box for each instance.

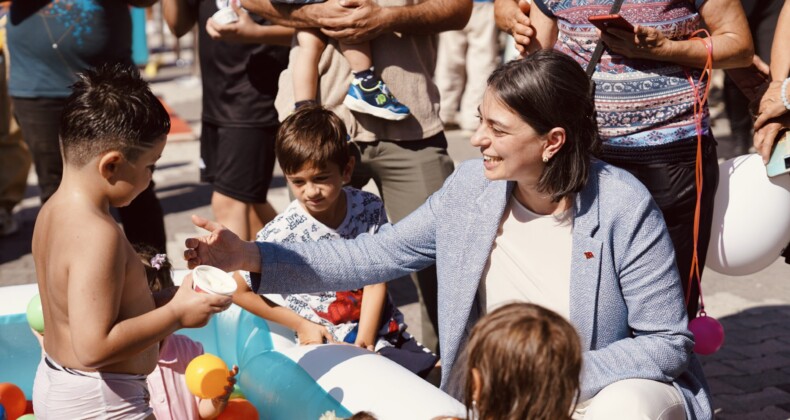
[232,105,437,377]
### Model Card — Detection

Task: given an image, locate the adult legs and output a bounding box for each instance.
[211,192,277,240]
[458,2,499,132]
[349,133,455,352]
[574,379,686,420]
[12,97,65,203]
[201,123,278,241]
[435,29,468,127]
[0,54,30,234]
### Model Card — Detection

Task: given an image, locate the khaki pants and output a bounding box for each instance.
[349,133,455,352]
[434,1,499,131]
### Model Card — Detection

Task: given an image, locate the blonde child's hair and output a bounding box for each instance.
[465,302,582,420]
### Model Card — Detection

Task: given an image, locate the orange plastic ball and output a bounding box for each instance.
[0,382,27,420]
[217,398,258,420]
[185,354,229,399]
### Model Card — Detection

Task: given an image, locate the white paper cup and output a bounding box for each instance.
[211,7,239,25]
[192,265,237,296]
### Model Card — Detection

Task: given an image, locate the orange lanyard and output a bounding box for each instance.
[683,29,713,313]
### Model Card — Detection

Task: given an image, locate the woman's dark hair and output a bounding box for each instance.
[60,63,171,167]
[487,50,600,202]
[276,105,350,175]
[465,303,582,420]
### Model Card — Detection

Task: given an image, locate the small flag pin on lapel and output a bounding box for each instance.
[584,252,594,259]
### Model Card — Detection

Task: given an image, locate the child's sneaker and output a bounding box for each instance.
[343,79,410,121]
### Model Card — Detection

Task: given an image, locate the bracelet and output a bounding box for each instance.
[782,77,790,111]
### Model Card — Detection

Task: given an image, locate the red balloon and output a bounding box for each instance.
[0,382,27,420]
[24,399,34,415]
[689,314,725,355]
[217,398,259,420]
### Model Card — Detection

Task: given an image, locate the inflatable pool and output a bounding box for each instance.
[0,276,465,419]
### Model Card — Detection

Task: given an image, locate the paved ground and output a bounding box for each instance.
[1,55,789,418]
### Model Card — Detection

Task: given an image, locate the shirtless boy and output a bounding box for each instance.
[31,64,232,419]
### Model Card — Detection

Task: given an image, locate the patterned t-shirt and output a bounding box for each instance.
[534,0,709,146]
[245,187,406,347]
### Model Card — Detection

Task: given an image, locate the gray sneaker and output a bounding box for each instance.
[0,208,19,237]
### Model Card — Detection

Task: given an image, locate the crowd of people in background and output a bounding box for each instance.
[2,0,790,418]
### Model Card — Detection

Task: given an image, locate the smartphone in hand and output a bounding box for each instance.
[767,131,790,178]
[588,14,635,32]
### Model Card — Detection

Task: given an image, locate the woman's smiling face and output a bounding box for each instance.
[470,87,548,185]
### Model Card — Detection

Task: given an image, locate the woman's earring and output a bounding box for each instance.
[542,155,550,163]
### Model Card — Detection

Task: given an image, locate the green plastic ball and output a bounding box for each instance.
[26,294,45,334]
[229,383,245,400]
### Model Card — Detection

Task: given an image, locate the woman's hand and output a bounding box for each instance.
[494,0,533,57]
[600,25,669,60]
[184,215,259,272]
[296,319,336,345]
[754,114,790,164]
[754,80,789,130]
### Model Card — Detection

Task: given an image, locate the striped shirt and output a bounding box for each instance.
[534,0,710,146]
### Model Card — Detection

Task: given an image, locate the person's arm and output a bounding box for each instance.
[184,162,468,295]
[598,0,753,69]
[494,0,533,57]
[69,230,231,368]
[526,0,558,55]
[354,283,386,350]
[578,192,693,401]
[162,0,199,37]
[240,0,471,44]
[752,1,790,161]
[205,1,295,45]
[197,365,239,419]
[231,272,335,344]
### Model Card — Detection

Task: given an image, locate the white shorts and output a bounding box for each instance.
[33,355,153,420]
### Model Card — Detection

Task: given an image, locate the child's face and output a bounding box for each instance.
[286,161,352,219]
[111,137,166,207]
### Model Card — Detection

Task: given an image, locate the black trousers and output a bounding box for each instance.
[601,137,719,321]
[13,96,167,252]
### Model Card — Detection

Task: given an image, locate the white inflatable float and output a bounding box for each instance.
[0,272,465,420]
[707,154,790,276]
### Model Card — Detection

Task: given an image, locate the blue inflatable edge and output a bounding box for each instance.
[0,306,353,419]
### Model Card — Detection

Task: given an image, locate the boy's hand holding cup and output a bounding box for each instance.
[171,268,235,328]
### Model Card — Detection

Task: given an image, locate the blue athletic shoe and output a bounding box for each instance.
[343,79,410,121]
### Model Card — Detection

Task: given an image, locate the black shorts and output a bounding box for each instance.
[200,122,277,203]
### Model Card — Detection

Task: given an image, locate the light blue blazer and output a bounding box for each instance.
[253,159,712,419]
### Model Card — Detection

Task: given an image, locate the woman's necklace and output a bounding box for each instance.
[38,11,78,75]
[40,12,76,50]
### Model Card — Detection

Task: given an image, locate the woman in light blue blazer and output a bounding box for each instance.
[185,50,712,419]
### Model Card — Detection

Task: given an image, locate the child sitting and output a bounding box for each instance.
[135,245,238,420]
[233,105,437,377]
[31,64,232,419]
[444,302,582,420]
